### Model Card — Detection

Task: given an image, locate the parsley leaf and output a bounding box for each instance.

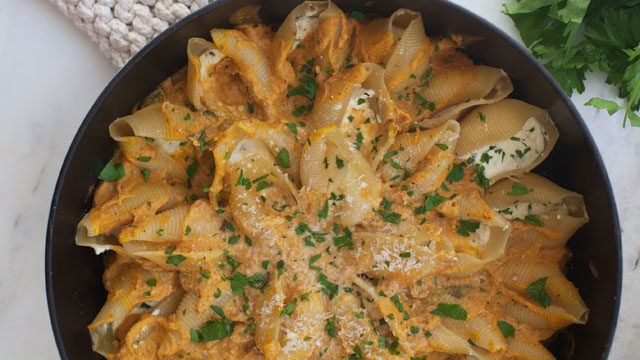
[166,254,187,266]
[522,214,545,227]
[276,148,290,168]
[229,273,247,294]
[456,220,480,237]
[526,277,552,308]
[318,273,339,299]
[497,321,515,337]
[186,160,198,180]
[446,164,464,183]
[350,10,365,20]
[390,294,404,313]
[256,181,273,191]
[504,0,640,127]
[430,303,467,320]
[247,273,268,289]
[378,209,401,224]
[415,192,448,214]
[98,161,125,182]
[318,200,329,219]
[280,299,297,318]
[288,76,317,100]
[286,122,298,134]
[507,182,531,196]
[325,315,337,336]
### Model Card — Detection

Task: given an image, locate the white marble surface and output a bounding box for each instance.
[0,0,637,358]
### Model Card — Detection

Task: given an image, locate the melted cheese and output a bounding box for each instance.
[463,117,548,179]
[198,48,225,79]
[498,201,568,220]
[293,7,322,49]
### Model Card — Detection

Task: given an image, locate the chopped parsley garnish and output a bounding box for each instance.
[286,122,298,134]
[472,164,490,189]
[277,260,285,277]
[309,254,322,266]
[414,192,448,214]
[497,321,515,337]
[141,169,150,181]
[353,345,364,359]
[191,329,202,343]
[335,155,345,169]
[342,55,354,69]
[412,90,435,110]
[98,161,124,182]
[515,147,532,159]
[353,132,364,150]
[229,272,247,294]
[522,214,545,227]
[185,225,191,236]
[145,278,156,286]
[288,76,317,100]
[228,235,240,245]
[280,299,297,318]
[350,10,364,20]
[325,315,337,336]
[526,277,552,308]
[388,340,399,354]
[478,111,486,122]
[199,137,214,151]
[446,164,464,183]
[300,58,315,73]
[378,209,401,224]
[435,143,448,150]
[186,159,198,180]
[480,152,493,164]
[276,148,290,168]
[456,220,481,237]
[430,303,467,320]
[235,169,251,190]
[390,294,404,312]
[318,273,339,299]
[418,67,433,87]
[166,254,187,266]
[256,181,273,191]
[383,150,398,158]
[247,273,268,289]
[292,105,312,117]
[318,200,329,219]
[507,182,532,196]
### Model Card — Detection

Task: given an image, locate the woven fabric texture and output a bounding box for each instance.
[49,0,215,67]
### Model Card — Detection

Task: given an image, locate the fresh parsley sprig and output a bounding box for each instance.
[504,0,640,127]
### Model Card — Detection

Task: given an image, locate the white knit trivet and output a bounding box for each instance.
[49,0,217,67]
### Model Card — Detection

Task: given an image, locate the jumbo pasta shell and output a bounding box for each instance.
[455,99,559,184]
[484,173,588,248]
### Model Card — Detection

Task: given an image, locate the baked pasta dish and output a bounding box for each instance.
[75,2,590,359]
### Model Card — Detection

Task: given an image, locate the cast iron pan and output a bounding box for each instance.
[46,0,622,359]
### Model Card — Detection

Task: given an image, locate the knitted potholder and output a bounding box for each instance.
[49,0,217,67]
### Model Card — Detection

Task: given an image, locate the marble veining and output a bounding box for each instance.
[0,0,637,359]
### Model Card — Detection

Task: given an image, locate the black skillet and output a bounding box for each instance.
[46,0,622,358]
